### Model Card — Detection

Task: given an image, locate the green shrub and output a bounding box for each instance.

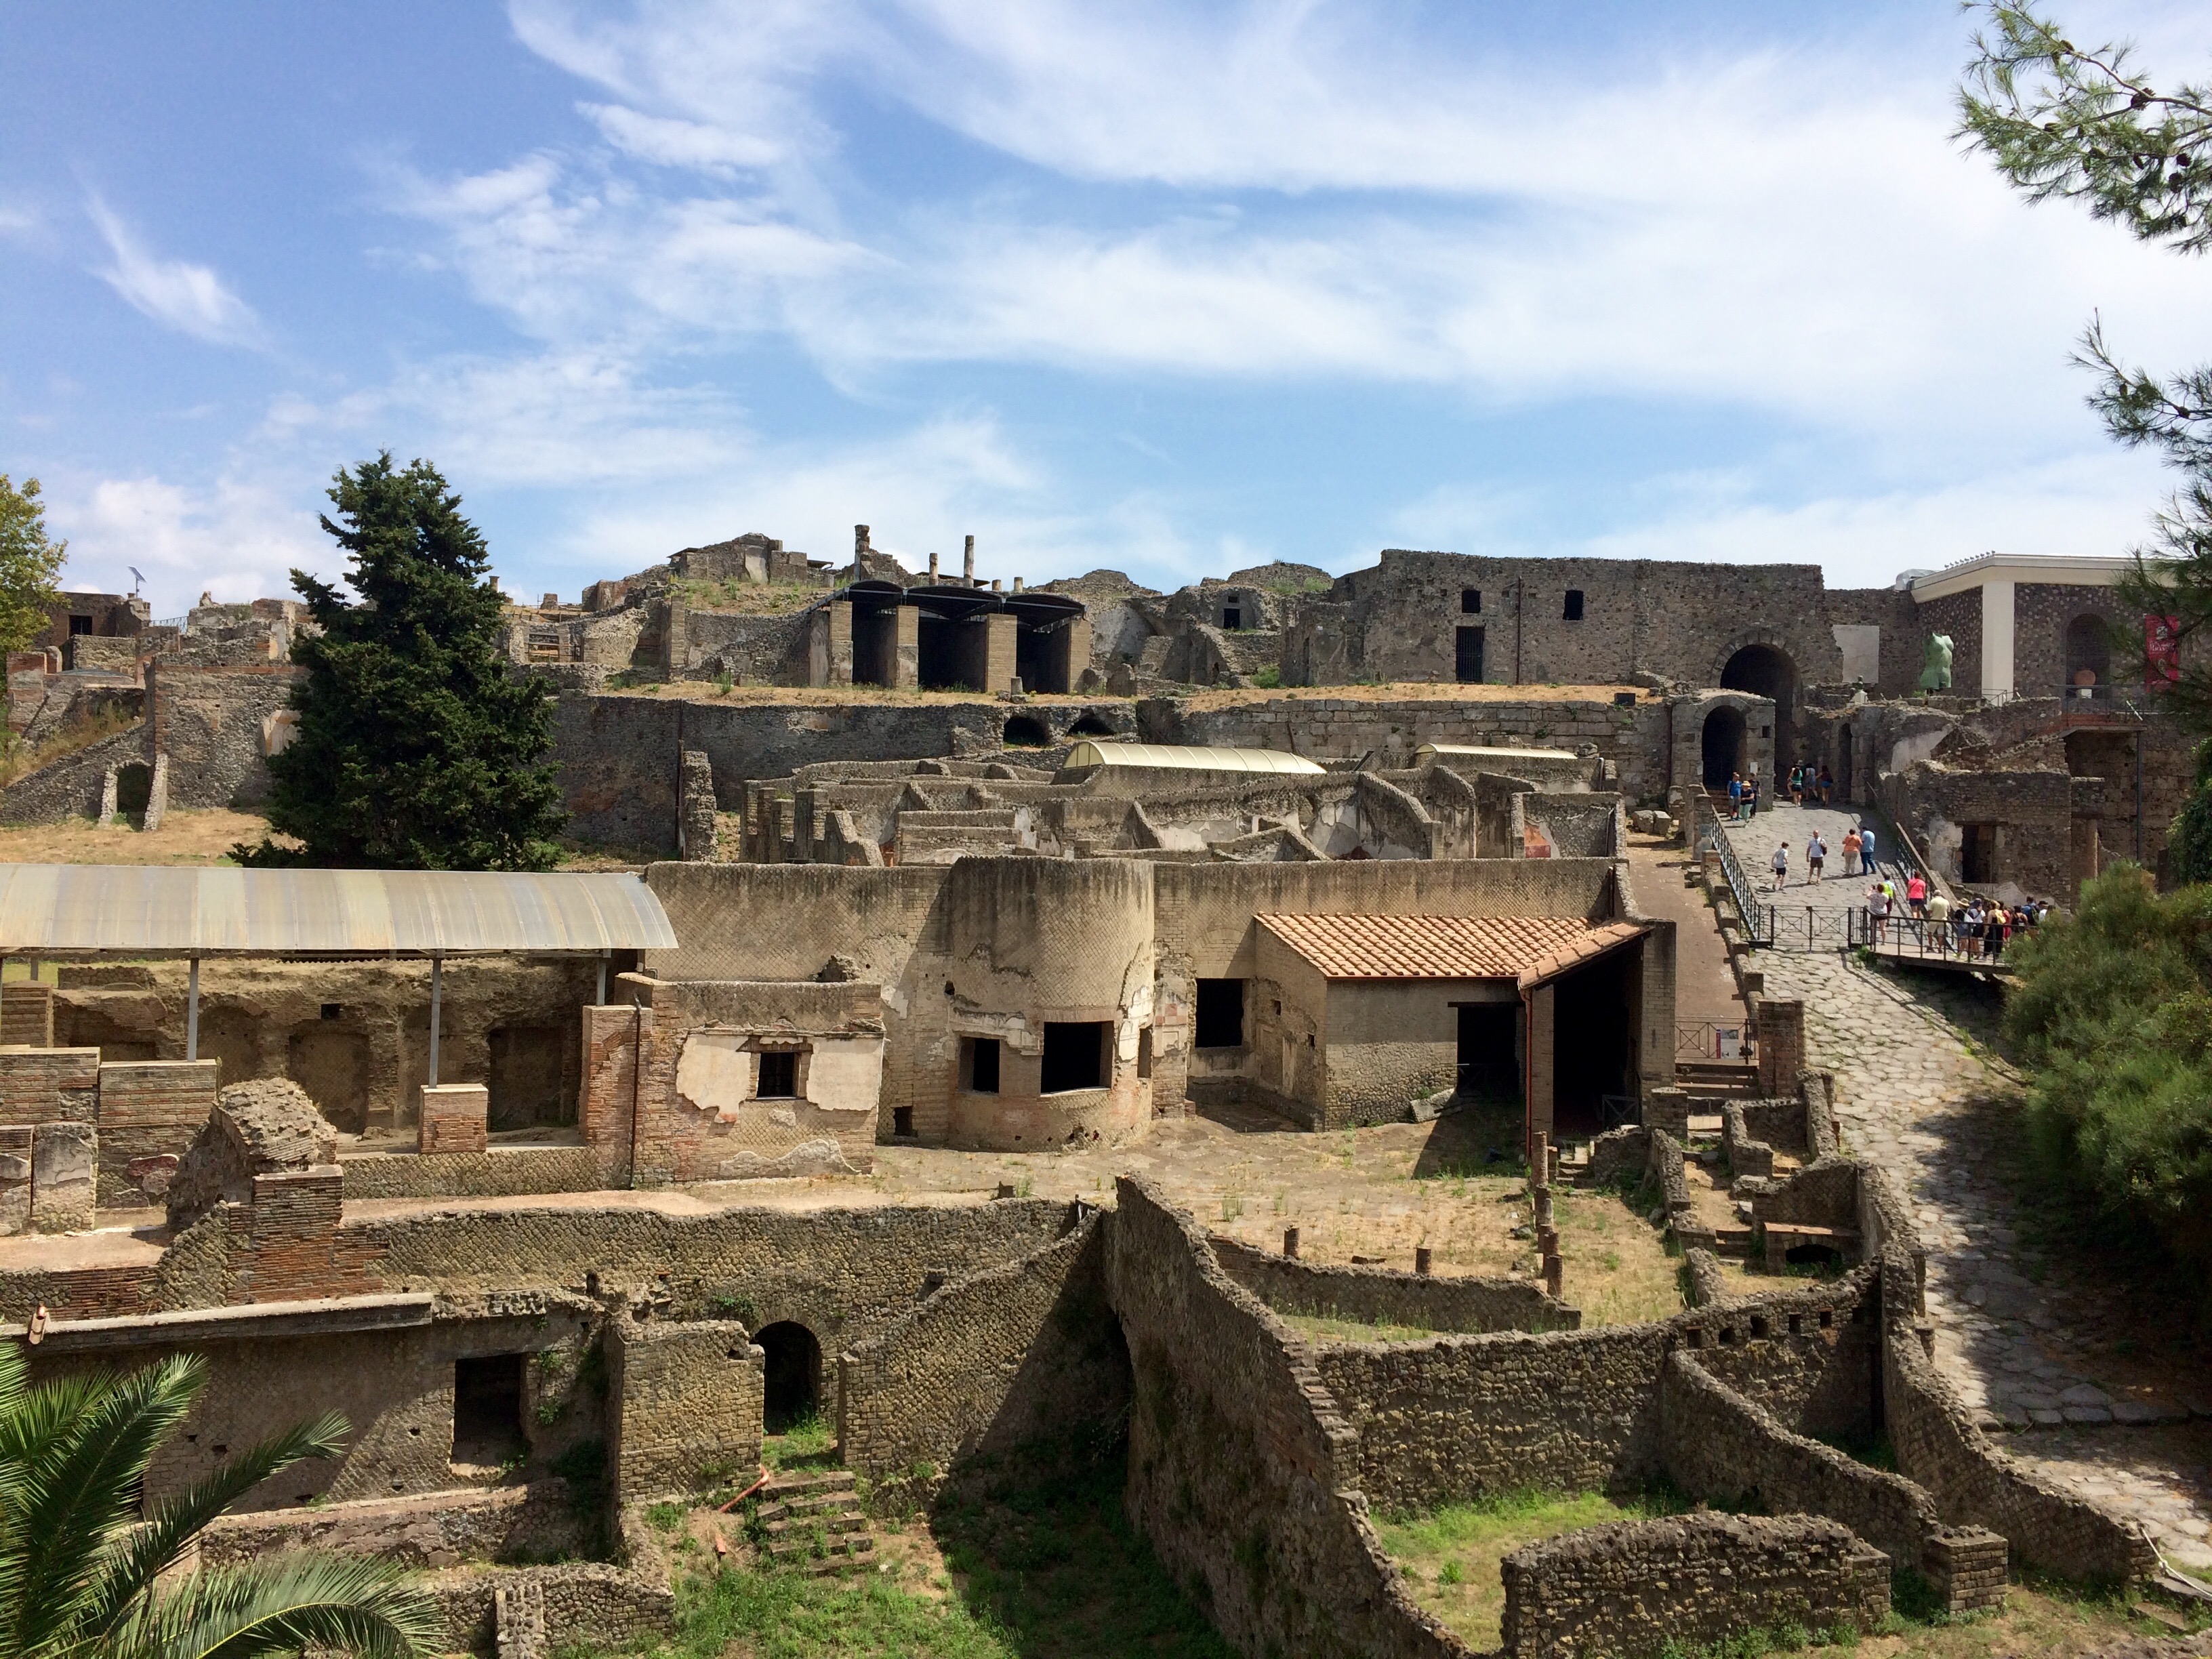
[2003,866,2212,1296]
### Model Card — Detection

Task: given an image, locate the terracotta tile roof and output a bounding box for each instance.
[1256,914,1647,985]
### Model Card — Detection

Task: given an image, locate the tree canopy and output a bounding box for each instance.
[237,454,566,869]
[0,474,68,661]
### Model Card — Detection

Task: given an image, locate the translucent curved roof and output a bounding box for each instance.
[0,866,676,957]
[1061,741,1323,775]
[1414,743,1581,764]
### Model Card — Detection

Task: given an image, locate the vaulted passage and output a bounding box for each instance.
[1720,644,1798,776]
[1701,705,1746,790]
[757,1321,823,1432]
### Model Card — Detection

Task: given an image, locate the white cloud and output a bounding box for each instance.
[581,104,784,173]
[85,197,264,348]
[51,472,327,613]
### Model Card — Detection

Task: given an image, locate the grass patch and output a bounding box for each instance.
[763,1409,838,1471]
[1279,1310,1437,1344]
[1378,1488,1690,1650]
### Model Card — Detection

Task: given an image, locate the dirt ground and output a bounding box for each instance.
[0,807,276,865]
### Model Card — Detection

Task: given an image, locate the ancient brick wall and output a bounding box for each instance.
[94,1059,218,1207]
[1877,1244,2156,1580]
[1660,1349,1936,1573]
[1909,592,1980,694]
[1498,1512,1890,1659]
[1209,1237,1576,1334]
[1105,1179,1465,1659]
[146,661,304,809]
[0,1046,100,1124]
[339,1145,605,1201]
[1822,588,1925,696]
[201,1479,592,1568]
[838,1214,1126,1500]
[607,1317,764,1500]
[2015,582,2135,699]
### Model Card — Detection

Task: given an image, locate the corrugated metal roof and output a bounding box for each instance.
[0,865,676,956]
[1061,741,1324,775]
[1257,913,1645,984]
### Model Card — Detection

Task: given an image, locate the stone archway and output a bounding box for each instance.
[1700,705,1746,790]
[756,1321,823,1431]
[1719,640,1799,777]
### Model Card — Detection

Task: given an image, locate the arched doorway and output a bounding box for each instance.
[1002,714,1050,748]
[1720,644,1798,776]
[2064,613,2111,696]
[756,1322,822,1431]
[1700,705,1746,790]
[1069,713,1115,737]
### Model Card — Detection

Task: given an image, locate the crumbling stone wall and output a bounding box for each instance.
[838,1213,1126,1504]
[144,660,304,811]
[1209,1237,1576,1334]
[607,1317,764,1500]
[1498,1512,1890,1659]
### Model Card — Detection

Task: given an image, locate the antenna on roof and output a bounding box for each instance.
[128,567,146,596]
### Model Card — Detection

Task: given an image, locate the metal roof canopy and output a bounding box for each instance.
[0,865,676,960]
[1061,741,1324,776]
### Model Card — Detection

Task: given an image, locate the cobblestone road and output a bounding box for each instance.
[1725,805,2212,1575]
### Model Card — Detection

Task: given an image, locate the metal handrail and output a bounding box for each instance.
[1698,793,1774,947]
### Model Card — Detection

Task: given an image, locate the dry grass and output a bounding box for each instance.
[0,708,142,786]
[0,808,277,866]
[667,577,832,617]
[1176,680,1660,712]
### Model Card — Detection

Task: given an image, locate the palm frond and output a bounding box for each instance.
[110,1554,442,1659]
[85,1410,350,1640]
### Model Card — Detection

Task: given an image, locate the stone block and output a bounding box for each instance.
[1924,1526,2008,1617]
[31,1120,97,1233]
[0,1125,30,1236]
[419,1084,490,1156]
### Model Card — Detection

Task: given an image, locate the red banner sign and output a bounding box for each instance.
[2146,614,2181,691]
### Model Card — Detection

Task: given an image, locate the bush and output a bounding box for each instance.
[2003,866,2212,1292]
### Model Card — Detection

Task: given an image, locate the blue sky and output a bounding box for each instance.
[5,1,2211,616]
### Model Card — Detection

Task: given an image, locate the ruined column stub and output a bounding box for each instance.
[1414,1246,1432,1276]
[1283,1226,1300,1258]
[855,524,870,559]
[928,551,940,581]
[1542,1254,1563,1298]
[963,534,975,583]
[1530,1130,1551,1189]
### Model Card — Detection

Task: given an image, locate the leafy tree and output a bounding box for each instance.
[0,1340,438,1659]
[0,475,69,733]
[1959,6,2212,731]
[237,454,565,869]
[2003,866,2212,1297]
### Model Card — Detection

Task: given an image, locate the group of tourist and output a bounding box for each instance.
[1766,820,1879,888]
[1784,764,1835,805]
[1863,878,2053,956]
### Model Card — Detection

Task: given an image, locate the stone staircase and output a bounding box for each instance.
[754,1469,874,1576]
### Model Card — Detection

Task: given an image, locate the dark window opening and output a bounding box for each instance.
[1040,1021,1108,1093]
[115,762,153,817]
[1070,713,1115,736]
[1002,714,1050,747]
[963,1036,1000,1093]
[1195,978,1246,1048]
[1456,1002,1519,1103]
[1961,823,1998,885]
[757,1322,822,1433]
[1785,1243,1844,1271]
[1460,588,1481,614]
[68,615,93,635]
[452,1353,527,1465]
[1137,1027,1153,1080]
[319,1003,343,1020]
[892,1105,916,1137]
[756,1050,798,1098]
[2064,613,2111,691]
[1563,590,1584,621]
[1223,607,1242,630]
[1455,626,1485,684]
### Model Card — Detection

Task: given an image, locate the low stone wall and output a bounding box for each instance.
[838,1214,1126,1508]
[1723,1103,1777,1181]
[1661,1350,1938,1574]
[1107,1179,1467,1659]
[340,1145,607,1200]
[1498,1513,1891,1659]
[1802,1071,1841,1159]
[1210,1236,1578,1336]
[201,1479,590,1568]
[1879,1244,2157,1582]
[1580,1125,1649,1193]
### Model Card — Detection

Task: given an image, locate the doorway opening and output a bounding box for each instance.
[1552,951,1634,1139]
[1961,823,1998,885]
[757,1322,822,1432]
[1700,705,1747,790]
[1455,1002,1519,1104]
[452,1353,527,1465]
[1721,645,1799,775]
[1455,626,1486,684]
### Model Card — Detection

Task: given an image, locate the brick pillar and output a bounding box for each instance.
[1755,998,1804,1097]
[1924,1528,2008,1616]
[1527,985,1555,1158]
[418,1084,489,1155]
[0,983,54,1046]
[983,613,1019,694]
[890,604,921,689]
[809,601,853,687]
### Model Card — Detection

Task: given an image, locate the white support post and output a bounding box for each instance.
[428,956,443,1086]
[186,957,201,1061]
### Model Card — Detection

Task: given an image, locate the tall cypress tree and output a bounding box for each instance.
[237,454,565,869]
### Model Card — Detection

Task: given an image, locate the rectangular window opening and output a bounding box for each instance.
[892,1105,916,1138]
[756,1049,798,1098]
[452,1353,526,1465]
[1040,1021,1108,1094]
[1195,978,1246,1048]
[1137,1027,1153,1080]
[1460,588,1481,614]
[1223,607,1242,630]
[964,1036,1000,1094]
[1563,590,1584,621]
[68,615,93,636]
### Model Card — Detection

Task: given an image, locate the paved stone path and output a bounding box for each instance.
[1723,804,2212,1576]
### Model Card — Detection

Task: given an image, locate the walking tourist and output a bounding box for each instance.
[1906,872,1927,918]
[1728,772,1744,821]
[1841,826,1862,876]
[1816,765,1835,804]
[1925,887,1950,951]
[1867,881,1891,943]
[1771,840,1790,890]
[1806,831,1825,882]
[1858,822,1879,876]
[1788,764,1805,805]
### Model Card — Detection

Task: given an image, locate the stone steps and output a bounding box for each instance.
[754,1469,873,1576]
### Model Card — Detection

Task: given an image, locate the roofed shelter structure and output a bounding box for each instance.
[1252,912,1652,1145]
[0,866,675,1084]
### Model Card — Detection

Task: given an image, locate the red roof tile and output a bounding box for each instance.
[1255,914,1646,985]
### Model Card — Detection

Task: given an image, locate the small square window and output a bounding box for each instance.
[1460,588,1481,614]
[756,1050,798,1097]
[68,615,94,636]
[1563,590,1584,621]
[320,1003,343,1020]
[1040,1021,1108,1093]
[893,1105,915,1137]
